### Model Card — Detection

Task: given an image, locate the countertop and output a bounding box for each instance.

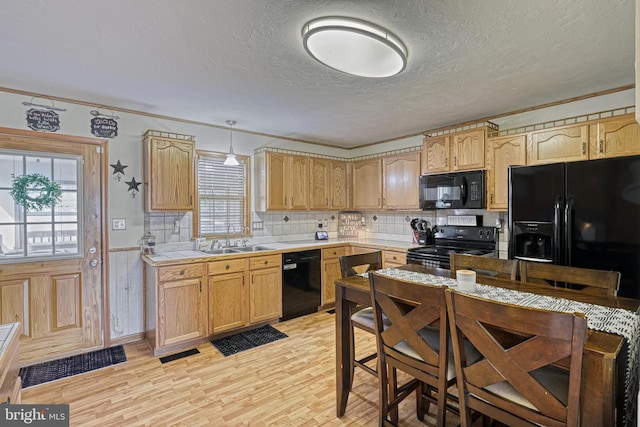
[142,238,419,266]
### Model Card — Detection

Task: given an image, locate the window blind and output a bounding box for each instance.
[197,154,247,236]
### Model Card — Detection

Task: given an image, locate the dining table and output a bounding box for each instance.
[334,264,640,427]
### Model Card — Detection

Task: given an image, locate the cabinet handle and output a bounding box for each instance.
[582,142,586,155]
[454,156,457,166]
[284,197,287,206]
[190,195,193,205]
[599,140,603,153]
[242,276,245,285]
[392,256,397,260]
[378,198,381,205]
[179,270,185,275]
[291,197,294,205]
[445,157,448,167]
[264,260,268,265]
[225,264,230,270]
[326,198,328,206]
[199,281,202,292]
[490,193,493,204]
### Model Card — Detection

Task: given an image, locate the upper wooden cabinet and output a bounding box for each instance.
[422,135,450,174]
[382,152,421,210]
[330,161,349,209]
[352,158,383,210]
[452,128,487,171]
[590,114,640,159]
[255,151,309,211]
[422,127,490,174]
[144,131,195,212]
[310,158,330,210]
[527,123,589,165]
[486,134,527,211]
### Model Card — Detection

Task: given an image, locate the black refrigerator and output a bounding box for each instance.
[508,155,640,299]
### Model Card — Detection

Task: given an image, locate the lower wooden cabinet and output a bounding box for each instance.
[145,262,207,355]
[383,250,407,268]
[0,323,21,405]
[208,258,248,334]
[321,246,349,306]
[249,265,282,323]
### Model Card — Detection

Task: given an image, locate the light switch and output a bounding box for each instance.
[112,218,126,230]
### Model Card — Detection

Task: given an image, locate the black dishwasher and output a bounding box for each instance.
[281,249,321,321]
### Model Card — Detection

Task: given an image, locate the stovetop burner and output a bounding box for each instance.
[407,225,498,268]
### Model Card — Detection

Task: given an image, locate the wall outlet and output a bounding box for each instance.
[318,220,323,228]
[172,218,180,234]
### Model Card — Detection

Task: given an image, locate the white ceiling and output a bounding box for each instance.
[0,0,635,148]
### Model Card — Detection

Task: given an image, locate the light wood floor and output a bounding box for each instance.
[23,311,464,426]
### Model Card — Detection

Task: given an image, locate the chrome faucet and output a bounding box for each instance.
[225,224,238,247]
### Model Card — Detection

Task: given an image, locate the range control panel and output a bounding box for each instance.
[433,226,497,242]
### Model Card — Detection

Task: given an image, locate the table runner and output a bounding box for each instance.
[369,268,640,427]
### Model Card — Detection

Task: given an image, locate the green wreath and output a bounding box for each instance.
[10,173,62,211]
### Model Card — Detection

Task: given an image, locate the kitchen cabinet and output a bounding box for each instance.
[143,130,195,212]
[527,123,589,165]
[422,135,450,174]
[321,246,349,306]
[207,258,248,334]
[0,323,21,405]
[145,262,207,355]
[310,158,330,209]
[330,161,349,209]
[383,250,407,268]
[248,254,282,323]
[352,158,383,210]
[590,113,640,159]
[452,128,487,171]
[382,152,421,210]
[255,151,309,211]
[486,134,527,211]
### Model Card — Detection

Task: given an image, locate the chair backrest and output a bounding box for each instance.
[520,261,620,297]
[369,272,448,375]
[450,253,519,281]
[445,289,587,427]
[339,251,382,278]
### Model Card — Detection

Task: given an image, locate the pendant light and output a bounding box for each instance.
[223,120,239,166]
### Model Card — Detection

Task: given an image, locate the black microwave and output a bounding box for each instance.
[419,170,486,210]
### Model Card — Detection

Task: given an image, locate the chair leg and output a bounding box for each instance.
[389,366,399,425]
[378,358,389,427]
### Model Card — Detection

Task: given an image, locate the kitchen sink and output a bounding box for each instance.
[200,245,272,255]
[229,245,272,252]
[200,248,239,255]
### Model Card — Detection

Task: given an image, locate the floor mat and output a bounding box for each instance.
[211,325,288,357]
[19,346,127,388]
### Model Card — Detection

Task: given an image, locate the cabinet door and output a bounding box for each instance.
[146,137,194,211]
[321,258,341,305]
[422,135,450,174]
[266,152,288,210]
[528,124,589,165]
[208,273,246,334]
[249,267,282,323]
[593,115,640,159]
[452,129,485,171]
[289,155,309,210]
[352,158,383,210]
[383,152,421,210]
[309,158,329,209]
[330,161,348,209]
[158,278,205,346]
[486,134,527,211]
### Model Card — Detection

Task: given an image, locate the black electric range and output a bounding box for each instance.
[407,225,498,269]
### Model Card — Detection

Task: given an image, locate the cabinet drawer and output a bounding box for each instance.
[249,254,281,270]
[384,251,407,265]
[208,258,246,275]
[322,246,348,260]
[158,263,204,282]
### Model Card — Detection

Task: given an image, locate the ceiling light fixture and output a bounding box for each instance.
[223,120,239,166]
[302,16,407,78]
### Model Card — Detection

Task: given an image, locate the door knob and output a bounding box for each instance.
[89,259,99,267]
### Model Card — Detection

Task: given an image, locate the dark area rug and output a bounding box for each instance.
[211,325,288,357]
[19,345,127,388]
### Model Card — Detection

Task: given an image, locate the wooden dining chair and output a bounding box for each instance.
[338,251,383,381]
[445,289,587,427]
[369,272,468,427]
[450,253,519,280]
[520,261,620,297]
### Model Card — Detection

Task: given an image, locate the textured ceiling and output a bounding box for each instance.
[0,0,635,147]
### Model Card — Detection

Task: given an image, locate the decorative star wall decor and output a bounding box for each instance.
[110,160,128,181]
[125,177,141,198]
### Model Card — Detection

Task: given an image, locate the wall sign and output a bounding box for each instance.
[26,108,60,132]
[91,116,118,138]
[338,211,364,238]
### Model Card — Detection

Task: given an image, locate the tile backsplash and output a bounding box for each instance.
[145,209,509,259]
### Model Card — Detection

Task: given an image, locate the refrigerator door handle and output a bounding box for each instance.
[564,196,574,267]
[553,196,564,264]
